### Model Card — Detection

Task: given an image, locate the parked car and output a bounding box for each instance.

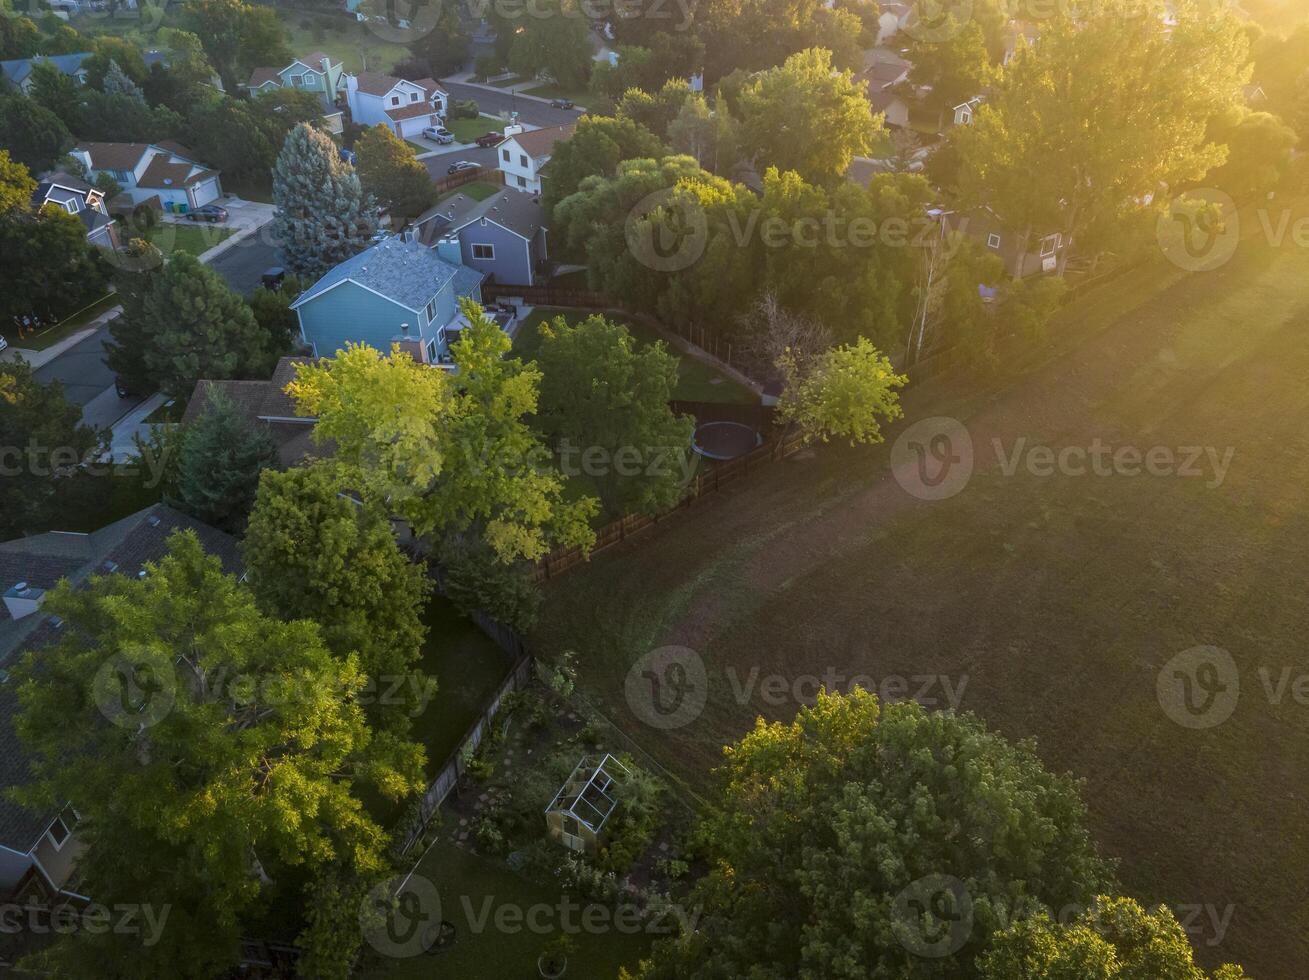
[114,376,138,399]
[423,126,455,144]
[0,335,8,354]
[185,204,228,223]
[474,132,505,148]
[446,161,479,175]
[550,98,575,109]
[339,147,357,166]
[261,267,285,290]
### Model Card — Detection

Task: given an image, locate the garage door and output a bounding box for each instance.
[191,178,220,207]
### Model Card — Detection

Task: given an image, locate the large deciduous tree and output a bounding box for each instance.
[181,0,290,93]
[535,313,694,516]
[979,896,1250,980]
[507,0,593,91]
[287,301,598,563]
[242,461,433,731]
[0,95,71,172]
[953,0,1250,274]
[10,531,422,980]
[778,336,906,445]
[272,123,379,280]
[355,124,437,223]
[630,691,1111,979]
[738,47,878,184]
[542,114,666,220]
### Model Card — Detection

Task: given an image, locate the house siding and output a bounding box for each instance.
[456,220,533,286]
[297,281,424,357]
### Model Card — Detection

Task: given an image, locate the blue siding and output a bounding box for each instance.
[457,220,533,286]
[297,281,426,357]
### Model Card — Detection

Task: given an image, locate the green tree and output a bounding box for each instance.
[907,18,994,128]
[181,0,290,93]
[287,300,599,563]
[27,60,81,129]
[242,461,433,730]
[1,194,107,324]
[979,897,1250,980]
[1207,104,1299,200]
[0,94,71,171]
[542,113,666,219]
[169,389,277,532]
[0,12,40,60]
[508,0,593,90]
[105,252,270,399]
[272,123,379,280]
[77,88,182,143]
[535,313,694,516]
[631,691,1110,979]
[954,0,1250,273]
[355,124,437,223]
[667,91,717,167]
[0,149,36,213]
[437,534,543,632]
[85,36,149,87]
[10,530,422,979]
[778,337,906,444]
[616,78,692,139]
[248,272,304,357]
[738,48,878,184]
[0,360,102,538]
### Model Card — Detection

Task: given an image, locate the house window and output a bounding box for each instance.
[391,95,400,106]
[516,175,526,188]
[410,91,419,102]
[472,243,494,260]
[959,109,971,124]
[426,338,439,362]
[1040,234,1061,256]
[519,154,527,167]
[291,74,303,86]
[987,233,1002,249]
[63,199,80,214]
[112,169,130,182]
[502,148,510,162]
[424,298,437,322]
[45,816,70,850]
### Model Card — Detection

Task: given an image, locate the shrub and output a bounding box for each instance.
[449,98,480,120]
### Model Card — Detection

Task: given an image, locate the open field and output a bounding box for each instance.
[280,11,409,75]
[532,206,1309,978]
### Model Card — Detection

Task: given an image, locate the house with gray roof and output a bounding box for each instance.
[409,187,548,287]
[0,505,241,907]
[289,238,488,367]
[0,52,93,94]
[32,173,118,249]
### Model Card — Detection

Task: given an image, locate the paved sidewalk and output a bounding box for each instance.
[103,391,169,461]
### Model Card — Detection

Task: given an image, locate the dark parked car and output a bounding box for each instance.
[185,204,229,223]
[446,161,479,175]
[474,132,505,148]
[261,267,286,290]
[114,376,139,399]
[550,98,575,109]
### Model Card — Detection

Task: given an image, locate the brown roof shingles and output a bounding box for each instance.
[507,123,576,161]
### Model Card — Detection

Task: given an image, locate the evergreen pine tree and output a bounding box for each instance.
[169,389,277,532]
[272,123,379,280]
[101,59,144,102]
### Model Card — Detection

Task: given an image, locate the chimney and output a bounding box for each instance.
[503,122,524,138]
[435,236,462,266]
[4,582,46,621]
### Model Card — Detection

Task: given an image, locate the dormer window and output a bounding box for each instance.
[987,233,1002,249]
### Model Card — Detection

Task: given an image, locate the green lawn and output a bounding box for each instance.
[438,180,501,204]
[530,202,1309,977]
[361,596,513,828]
[447,117,501,145]
[1,291,118,350]
[357,837,652,979]
[521,81,589,108]
[146,223,236,258]
[280,11,409,75]
[513,308,757,404]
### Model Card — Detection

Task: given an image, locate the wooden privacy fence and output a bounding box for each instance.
[394,645,535,856]
[481,282,610,308]
[533,430,807,582]
[434,165,499,195]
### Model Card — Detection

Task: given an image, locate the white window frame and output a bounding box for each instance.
[410,91,419,102]
[516,175,526,188]
[63,199,80,214]
[519,153,528,167]
[391,95,400,106]
[426,338,438,362]
[501,148,510,162]
[424,298,437,322]
[1040,234,1061,257]
[472,243,495,260]
[987,233,1001,249]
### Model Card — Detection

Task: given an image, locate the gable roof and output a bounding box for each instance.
[290,238,472,313]
[0,52,92,86]
[414,188,546,244]
[505,123,576,161]
[385,101,436,121]
[247,66,281,88]
[72,142,153,172]
[184,358,324,468]
[353,70,409,96]
[0,505,242,854]
[293,51,333,71]
[137,154,215,189]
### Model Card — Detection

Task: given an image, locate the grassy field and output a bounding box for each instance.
[446,117,502,144]
[146,222,235,258]
[280,11,409,75]
[357,836,652,978]
[513,308,757,404]
[531,206,1309,978]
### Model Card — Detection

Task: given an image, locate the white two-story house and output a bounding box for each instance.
[344,72,447,140]
[496,122,575,195]
[70,141,222,213]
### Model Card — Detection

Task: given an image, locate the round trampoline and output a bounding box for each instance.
[692,420,763,460]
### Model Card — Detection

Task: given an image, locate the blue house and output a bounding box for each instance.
[290,238,487,366]
[0,52,93,94]
[410,188,548,287]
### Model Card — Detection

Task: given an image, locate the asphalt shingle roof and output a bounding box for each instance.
[505,123,575,161]
[0,52,91,86]
[290,238,472,313]
[414,188,546,244]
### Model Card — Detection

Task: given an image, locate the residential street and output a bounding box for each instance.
[33,327,119,407]
[207,231,282,297]
[438,80,585,128]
